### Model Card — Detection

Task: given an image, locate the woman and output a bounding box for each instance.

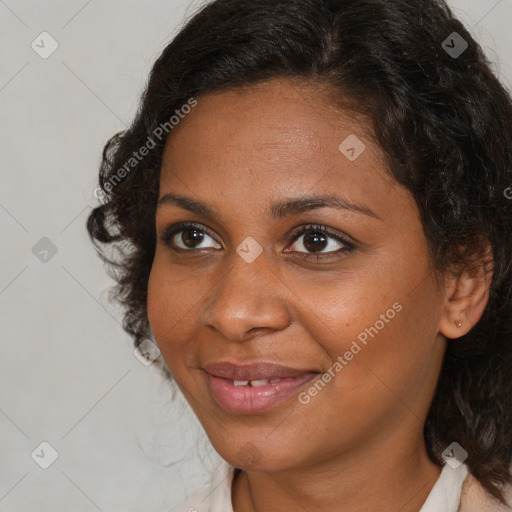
[87,0,512,510]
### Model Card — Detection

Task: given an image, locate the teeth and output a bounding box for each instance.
[250,379,268,387]
[232,379,282,387]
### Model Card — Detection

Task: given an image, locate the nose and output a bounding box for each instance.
[199,250,292,342]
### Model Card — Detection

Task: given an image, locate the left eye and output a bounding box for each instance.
[161,223,221,250]
[286,225,355,255]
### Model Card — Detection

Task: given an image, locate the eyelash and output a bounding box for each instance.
[159,222,356,261]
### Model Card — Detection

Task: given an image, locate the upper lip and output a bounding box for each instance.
[202,362,319,381]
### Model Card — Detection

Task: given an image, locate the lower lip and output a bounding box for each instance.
[205,372,319,414]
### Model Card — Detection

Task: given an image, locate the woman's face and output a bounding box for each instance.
[148,79,448,472]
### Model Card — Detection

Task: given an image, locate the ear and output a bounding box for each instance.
[438,243,494,340]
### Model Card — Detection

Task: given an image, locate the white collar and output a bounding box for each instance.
[419,462,468,512]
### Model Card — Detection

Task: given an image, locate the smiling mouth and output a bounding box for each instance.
[202,361,321,413]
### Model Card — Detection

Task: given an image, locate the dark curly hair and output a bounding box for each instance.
[87,0,512,503]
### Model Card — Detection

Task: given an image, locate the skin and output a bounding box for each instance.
[147,78,492,512]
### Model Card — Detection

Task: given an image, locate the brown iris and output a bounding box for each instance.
[303,232,327,252]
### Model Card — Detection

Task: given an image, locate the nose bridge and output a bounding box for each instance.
[200,248,291,341]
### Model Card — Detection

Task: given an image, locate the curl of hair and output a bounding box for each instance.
[87,0,512,502]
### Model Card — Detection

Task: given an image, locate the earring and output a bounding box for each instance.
[456,321,462,328]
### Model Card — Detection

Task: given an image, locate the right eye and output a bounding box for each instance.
[160,222,222,251]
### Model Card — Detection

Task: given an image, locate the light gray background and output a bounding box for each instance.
[1,1,511,511]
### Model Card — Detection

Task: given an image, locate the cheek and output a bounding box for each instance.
[299,250,439,394]
[288,265,397,351]
[147,259,171,337]
[295,296,435,447]
[147,257,201,373]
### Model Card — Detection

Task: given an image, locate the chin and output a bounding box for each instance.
[210,435,305,473]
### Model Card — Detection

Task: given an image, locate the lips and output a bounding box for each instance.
[203,361,317,381]
[202,361,320,413]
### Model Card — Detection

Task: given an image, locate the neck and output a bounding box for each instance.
[232,433,442,512]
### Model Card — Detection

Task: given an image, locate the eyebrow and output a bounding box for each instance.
[157,193,381,220]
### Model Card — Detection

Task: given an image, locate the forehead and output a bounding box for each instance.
[159,79,411,223]
[165,79,370,159]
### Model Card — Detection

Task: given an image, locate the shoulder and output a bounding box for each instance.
[459,472,512,512]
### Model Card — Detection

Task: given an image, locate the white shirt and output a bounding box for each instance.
[169,460,470,512]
